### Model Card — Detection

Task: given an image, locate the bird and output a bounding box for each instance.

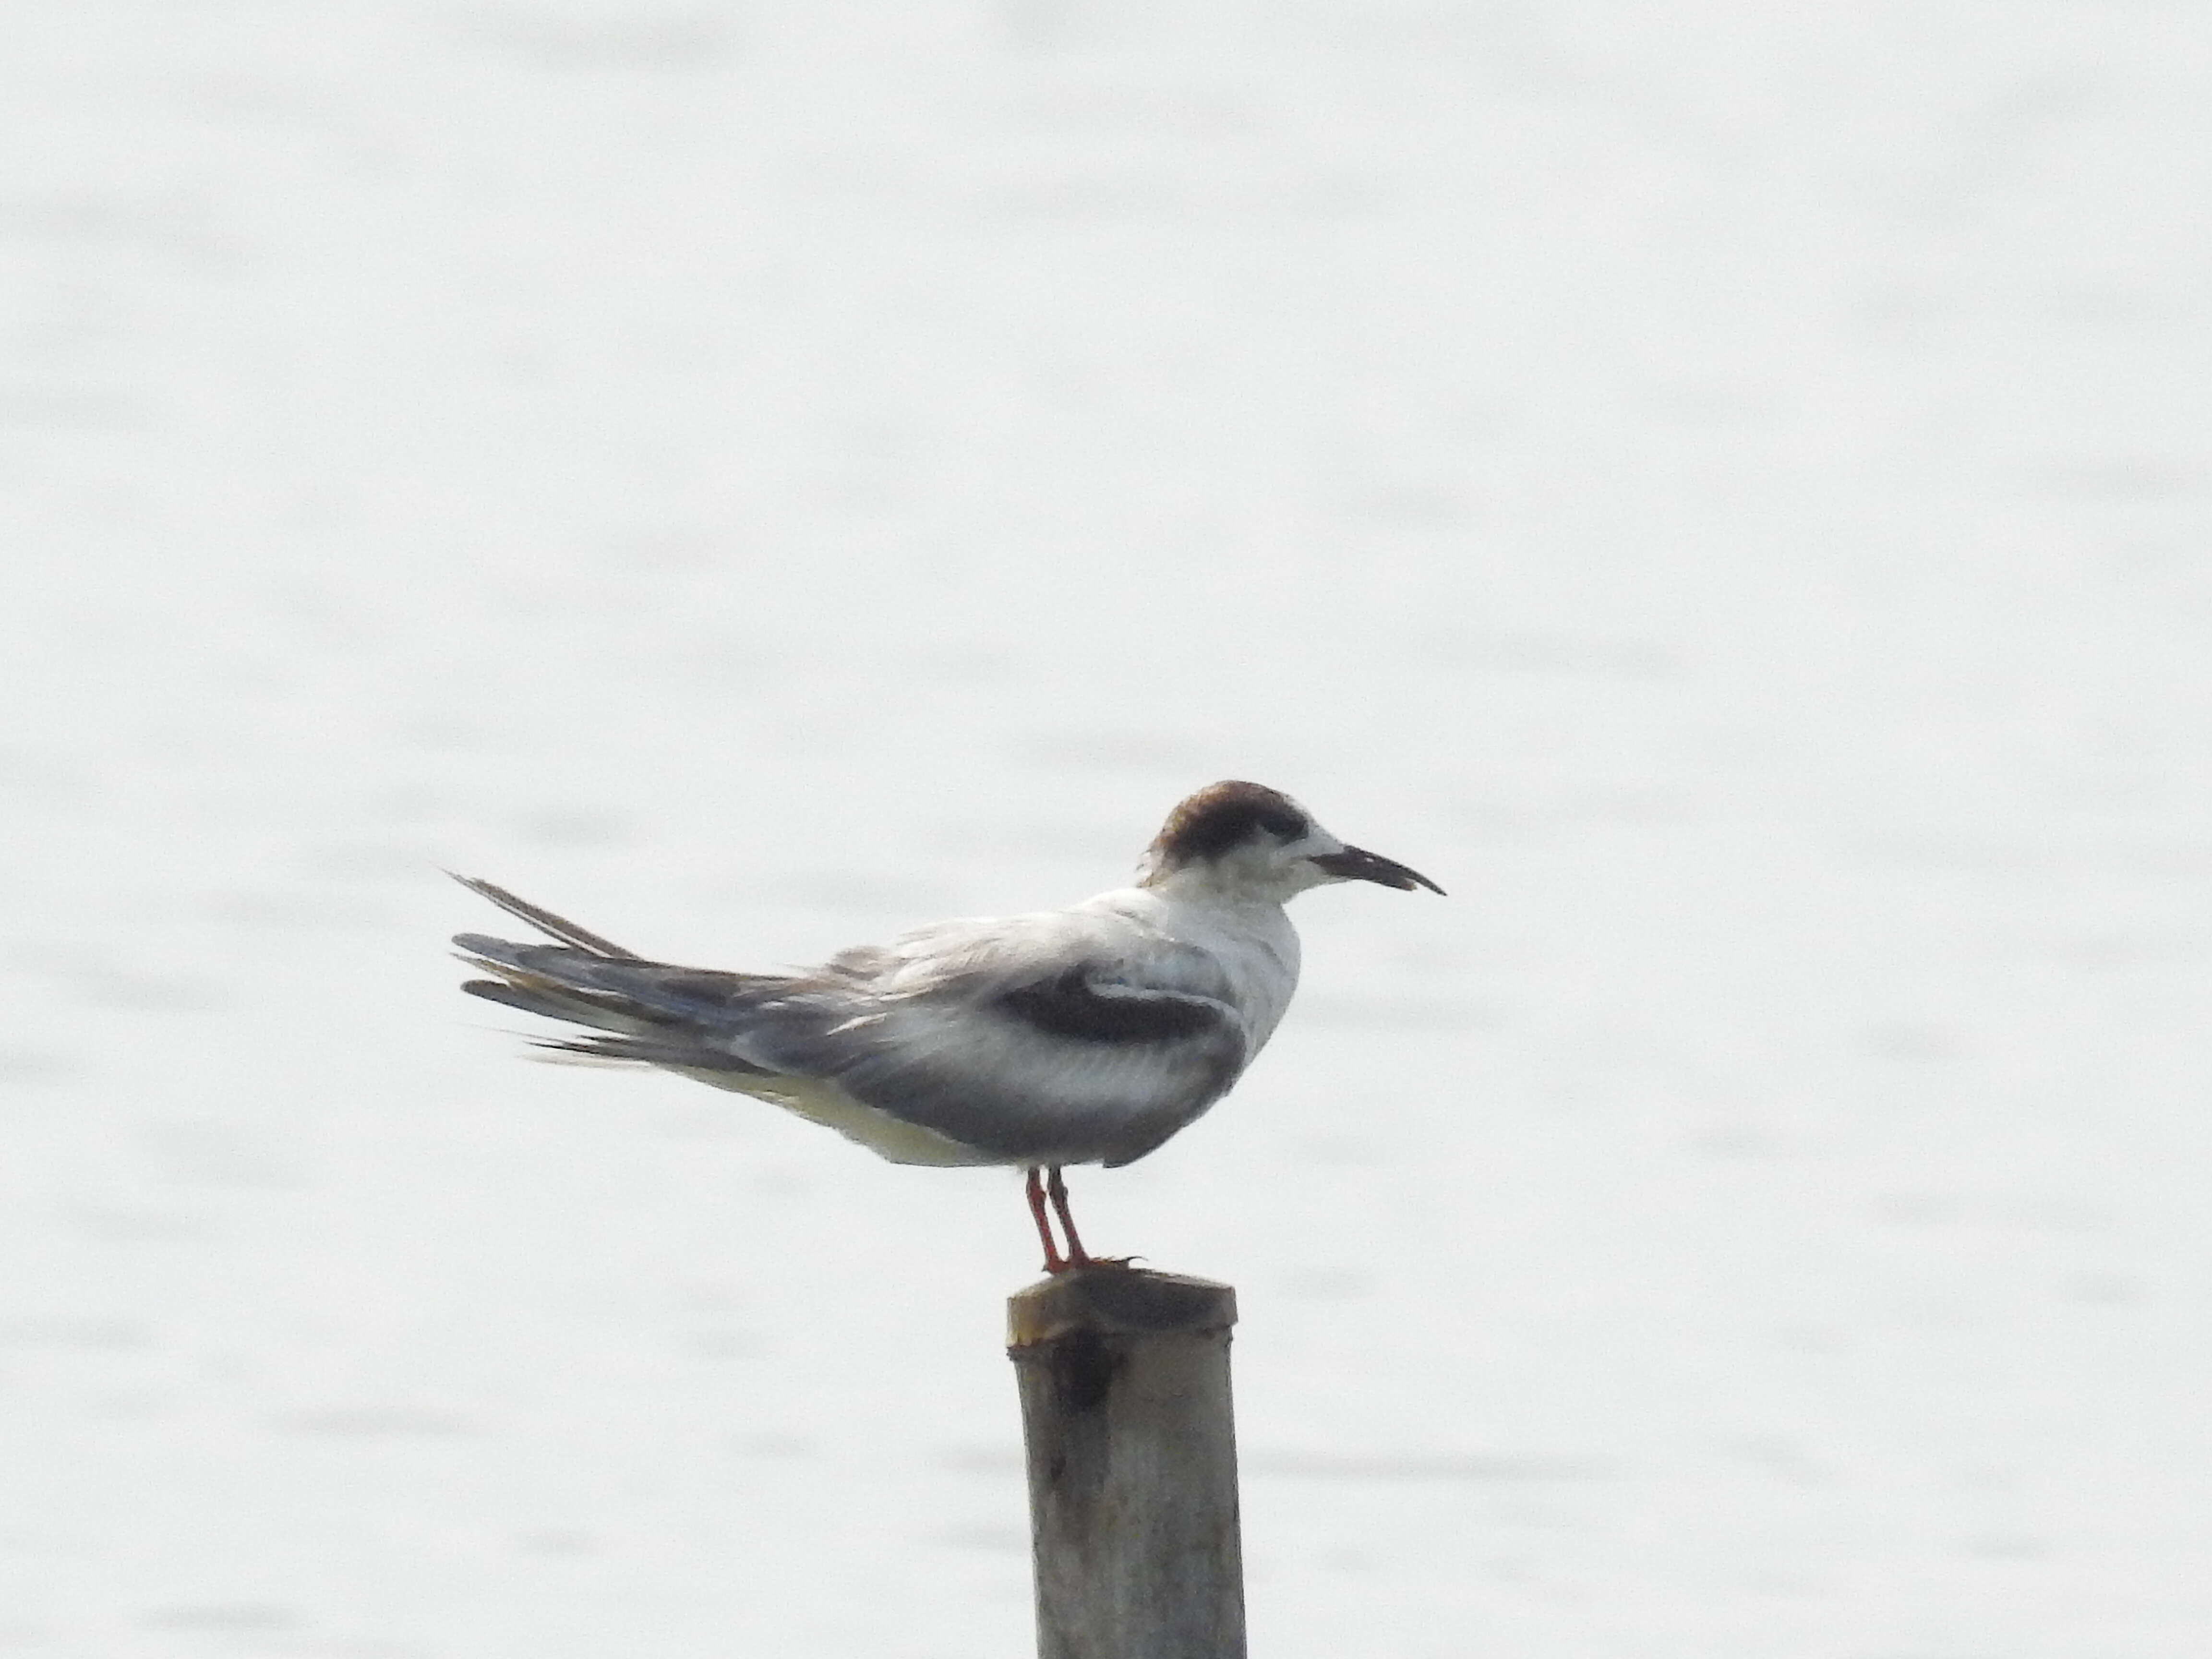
[451,780,1442,1272]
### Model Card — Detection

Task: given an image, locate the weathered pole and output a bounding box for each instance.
[1007,1268,1245,1659]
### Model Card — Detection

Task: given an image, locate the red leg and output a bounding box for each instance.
[1025,1166,1066,1274]
[1045,1166,1092,1268]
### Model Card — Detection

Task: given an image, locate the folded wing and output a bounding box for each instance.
[805,945,1251,1165]
[455,895,1255,1167]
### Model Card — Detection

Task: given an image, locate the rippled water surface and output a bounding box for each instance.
[3,5,2208,1654]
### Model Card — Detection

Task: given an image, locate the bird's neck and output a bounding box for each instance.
[1136,864,1298,913]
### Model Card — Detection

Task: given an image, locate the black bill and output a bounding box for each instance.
[1308,844,1445,895]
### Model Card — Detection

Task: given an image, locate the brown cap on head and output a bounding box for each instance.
[1144,780,1445,895]
[1145,781,1312,875]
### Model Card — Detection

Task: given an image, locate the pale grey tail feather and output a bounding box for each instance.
[459,962,773,1072]
[445,873,639,959]
[453,868,818,1073]
[459,973,655,1035]
[448,955,776,1071]
[538,1033,769,1073]
[454,935,789,1024]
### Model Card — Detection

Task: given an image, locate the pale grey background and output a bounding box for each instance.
[2,3,2208,1655]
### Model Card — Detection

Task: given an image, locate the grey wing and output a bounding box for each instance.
[750,930,1255,1166]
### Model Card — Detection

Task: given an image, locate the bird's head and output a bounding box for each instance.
[1135,781,1443,904]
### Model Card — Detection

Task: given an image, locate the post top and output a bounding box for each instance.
[1007,1266,1238,1347]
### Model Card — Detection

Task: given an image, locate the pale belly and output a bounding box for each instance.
[680,1068,1003,1167]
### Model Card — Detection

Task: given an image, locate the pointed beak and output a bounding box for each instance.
[1308,845,1445,895]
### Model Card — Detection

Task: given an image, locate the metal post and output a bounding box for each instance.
[1008,1268,1245,1659]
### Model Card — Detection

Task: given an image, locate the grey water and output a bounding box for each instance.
[2,4,2208,1654]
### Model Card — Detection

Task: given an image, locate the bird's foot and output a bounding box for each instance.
[1029,1166,1139,1274]
[1045,1252,1145,1274]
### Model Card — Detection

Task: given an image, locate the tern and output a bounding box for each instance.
[452,780,1441,1272]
